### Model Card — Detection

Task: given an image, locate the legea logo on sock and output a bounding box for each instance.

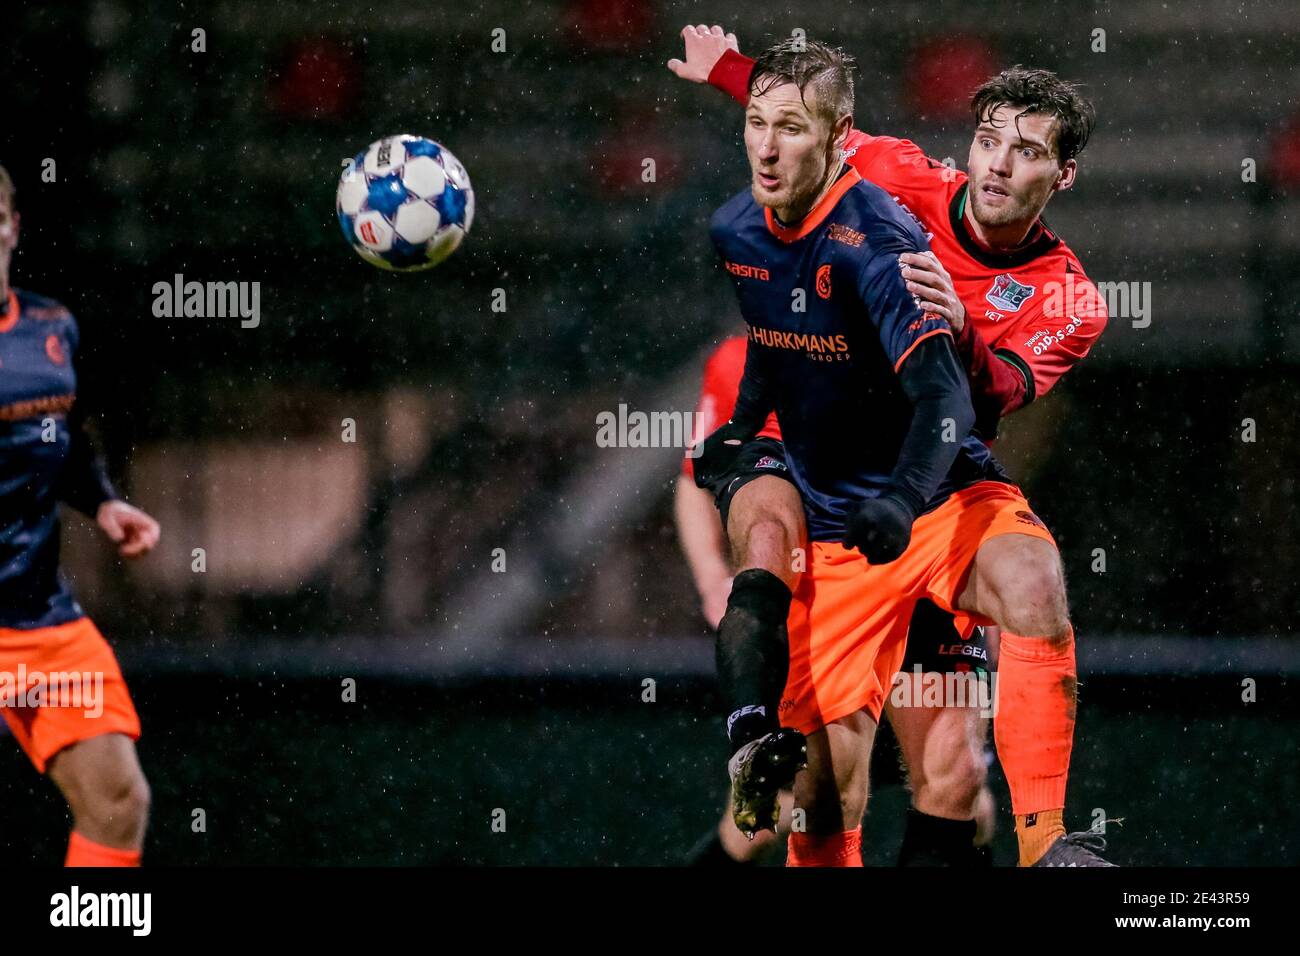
[726,704,766,737]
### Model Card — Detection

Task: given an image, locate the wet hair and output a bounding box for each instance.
[971,66,1096,163]
[749,37,855,129]
[0,164,13,209]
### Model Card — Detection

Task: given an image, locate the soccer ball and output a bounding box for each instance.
[336,134,474,271]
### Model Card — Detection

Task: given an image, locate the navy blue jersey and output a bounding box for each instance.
[0,288,117,629]
[710,166,1006,542]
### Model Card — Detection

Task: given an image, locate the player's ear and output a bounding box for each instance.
[1054,159,1077,192]
[832,113,853,153]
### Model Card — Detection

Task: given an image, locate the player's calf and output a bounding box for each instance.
[958,532,1116,865]
[887,664,993,866]
[786,712,874,866]
[716,473,804,753]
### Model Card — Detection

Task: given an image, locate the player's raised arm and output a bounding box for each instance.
[667,25,739,88]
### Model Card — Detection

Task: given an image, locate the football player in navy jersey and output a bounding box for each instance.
[0,163,159,866]
[691,41,1111,866]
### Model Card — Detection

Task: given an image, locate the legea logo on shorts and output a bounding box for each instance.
[0,666,104,718]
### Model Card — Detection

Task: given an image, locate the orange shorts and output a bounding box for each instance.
[779,481,1055,734]
[0,616,141,773]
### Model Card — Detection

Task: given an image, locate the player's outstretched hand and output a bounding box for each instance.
[690,419,754,490]
[667,24,738,83]
[900,251,966,333]
[97,500,161,559]
[844,495,914,564]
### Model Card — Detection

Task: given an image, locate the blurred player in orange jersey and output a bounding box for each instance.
[676,335,997,866]
[669,28,1114,866]
[0,163,160,866]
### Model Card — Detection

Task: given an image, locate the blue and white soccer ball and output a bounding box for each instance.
[336,134,474,271]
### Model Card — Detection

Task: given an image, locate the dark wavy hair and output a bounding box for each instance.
[971,66,1096,164]
[748,37,855,129]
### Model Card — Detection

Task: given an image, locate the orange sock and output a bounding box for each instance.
[65,831,142,867]
[1014,809,1066,867]
[994,628,1077,864]
[786,828,863,867]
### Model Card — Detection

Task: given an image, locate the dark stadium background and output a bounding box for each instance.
[1,0,1297,865]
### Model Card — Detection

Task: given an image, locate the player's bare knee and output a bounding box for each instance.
[1012,594,1071,644]
[737,516,801,586]
[995,564,1069,640]
[122,773,151,826]
[95,769,150,832]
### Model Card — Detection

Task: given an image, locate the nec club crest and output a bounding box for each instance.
[985,273,1036,312]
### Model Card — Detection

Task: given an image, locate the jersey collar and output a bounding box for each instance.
[765,165,861,243]
[949,183,1060,269]
[0,290,18,333]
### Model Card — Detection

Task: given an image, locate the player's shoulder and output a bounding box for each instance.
[834,175,929,253]
[14,288,75,324]
[845,130,968,190]
[845,129,942,165]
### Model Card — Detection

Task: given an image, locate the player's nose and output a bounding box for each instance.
[988,147,1014,176]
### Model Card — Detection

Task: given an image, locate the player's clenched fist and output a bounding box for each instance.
[667,24,738,83]
[844,495,914,565]
[97,500,161,559]
[690,419,755,489]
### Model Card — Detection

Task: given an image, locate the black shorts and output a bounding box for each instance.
[712,439,990,676]
[900,597,991,676]
[705,436,796,529]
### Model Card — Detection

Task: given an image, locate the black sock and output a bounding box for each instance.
[897,808,990,866]
[715,569,793,754]
[682,828,753,867]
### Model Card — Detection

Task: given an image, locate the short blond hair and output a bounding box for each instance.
[0,164,13,209]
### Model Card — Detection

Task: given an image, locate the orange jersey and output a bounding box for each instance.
[682,335,781,478]
[839,130,1106,401]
